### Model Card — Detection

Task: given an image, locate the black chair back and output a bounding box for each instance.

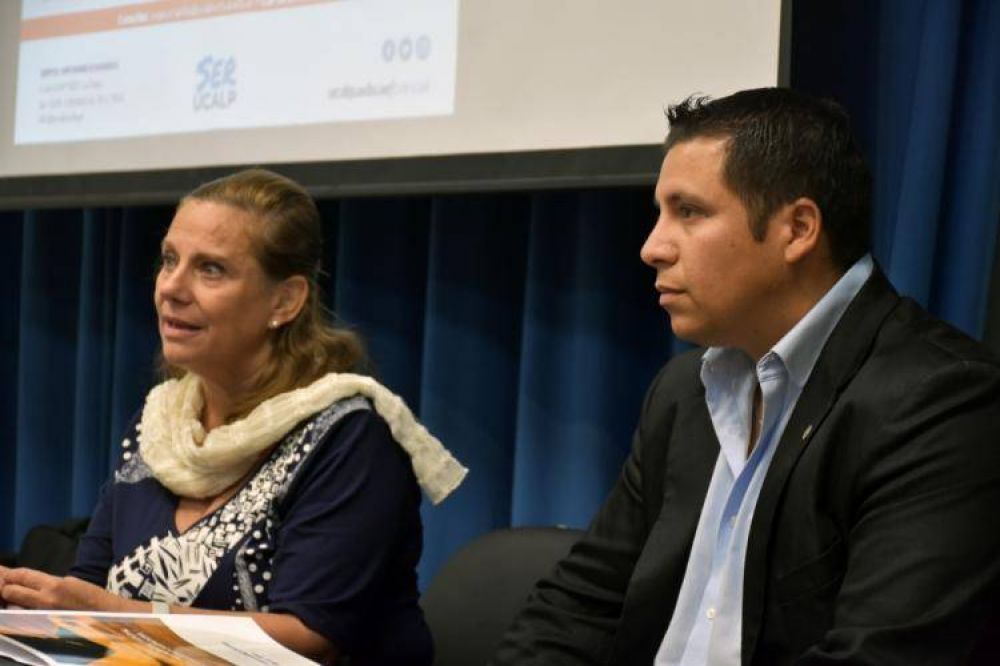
[421,525,583,666]
[0,517,90,575]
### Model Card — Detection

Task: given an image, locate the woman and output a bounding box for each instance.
[0,169,466,665]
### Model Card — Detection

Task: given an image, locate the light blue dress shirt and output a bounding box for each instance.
[654,255,874,666]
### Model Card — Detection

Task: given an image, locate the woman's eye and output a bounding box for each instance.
[200,262,225,277]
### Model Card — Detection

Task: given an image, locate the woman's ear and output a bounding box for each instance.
[271,275,309,327]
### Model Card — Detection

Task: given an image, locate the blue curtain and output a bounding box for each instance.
[2,0,999,589]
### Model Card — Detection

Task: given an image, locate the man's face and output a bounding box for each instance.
[640,136,788,358]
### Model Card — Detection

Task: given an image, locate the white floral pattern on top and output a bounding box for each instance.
[106,396,370,609]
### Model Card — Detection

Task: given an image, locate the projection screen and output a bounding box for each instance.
[0,0,787,207]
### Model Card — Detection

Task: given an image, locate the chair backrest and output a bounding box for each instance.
[17,517,90,575]
[421,525,583,666]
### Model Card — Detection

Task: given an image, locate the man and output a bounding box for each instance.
[491,88,1000,665]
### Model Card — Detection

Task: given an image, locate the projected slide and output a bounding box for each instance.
[14,0,458,144]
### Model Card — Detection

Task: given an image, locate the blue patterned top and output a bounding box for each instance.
[70,395,433,665]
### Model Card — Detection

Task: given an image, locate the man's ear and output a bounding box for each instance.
[781,197,823,264]
[271,275,309,326]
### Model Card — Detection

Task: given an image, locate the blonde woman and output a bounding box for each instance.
[0,169,466,665]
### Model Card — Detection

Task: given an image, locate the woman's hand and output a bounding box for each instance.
[0,567,337,662]
[0,566,125,612]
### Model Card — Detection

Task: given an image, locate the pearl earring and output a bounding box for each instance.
[269,320,280,329]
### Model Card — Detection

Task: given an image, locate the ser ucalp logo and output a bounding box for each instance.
[194,55,237,111]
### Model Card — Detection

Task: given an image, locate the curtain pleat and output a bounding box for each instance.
[334,198,430,408]
[929,0,1000,332]
[877,1,961,302]
[71,209,119,510]
[107,207,166,460]
[417,194,531,582]
[14,210,84,540]
[0,213,23,547]
[511,190,668,529]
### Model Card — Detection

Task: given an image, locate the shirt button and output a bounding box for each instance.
[706,608,716,620]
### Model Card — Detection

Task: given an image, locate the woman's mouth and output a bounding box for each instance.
[160,316,203,337]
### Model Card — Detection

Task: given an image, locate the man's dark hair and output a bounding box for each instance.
[665,87,871,269]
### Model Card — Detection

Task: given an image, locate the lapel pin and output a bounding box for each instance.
[802,424,813,440]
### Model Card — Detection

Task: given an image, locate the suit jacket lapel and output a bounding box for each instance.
[740,268,899,663]
[613,389,719,664]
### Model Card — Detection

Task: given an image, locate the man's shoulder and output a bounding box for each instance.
[830,294,1000,419]
[866,296,1000,378]
[814,267,999,392]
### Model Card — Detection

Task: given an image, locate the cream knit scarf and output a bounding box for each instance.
[138,372,467,504]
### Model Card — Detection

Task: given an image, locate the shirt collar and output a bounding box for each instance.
[701,254,874,387]
[773,254,873,387]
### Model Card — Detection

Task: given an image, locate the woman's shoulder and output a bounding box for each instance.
[297,394,397,460]
[276,394,414,507]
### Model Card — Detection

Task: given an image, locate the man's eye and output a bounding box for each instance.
[159,253,177,270]
[678,204,698,218]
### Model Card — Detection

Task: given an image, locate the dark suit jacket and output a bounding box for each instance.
[492,269,1000,665]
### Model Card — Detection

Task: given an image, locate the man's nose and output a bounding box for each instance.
[640,217,678,268]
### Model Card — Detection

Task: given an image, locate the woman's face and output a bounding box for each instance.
[155,199,280,390]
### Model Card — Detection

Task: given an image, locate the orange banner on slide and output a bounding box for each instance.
[21,0,338,41]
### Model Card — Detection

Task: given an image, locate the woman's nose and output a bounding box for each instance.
[156,265,190,301]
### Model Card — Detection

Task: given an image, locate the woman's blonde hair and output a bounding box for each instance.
[166,168,366,419]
